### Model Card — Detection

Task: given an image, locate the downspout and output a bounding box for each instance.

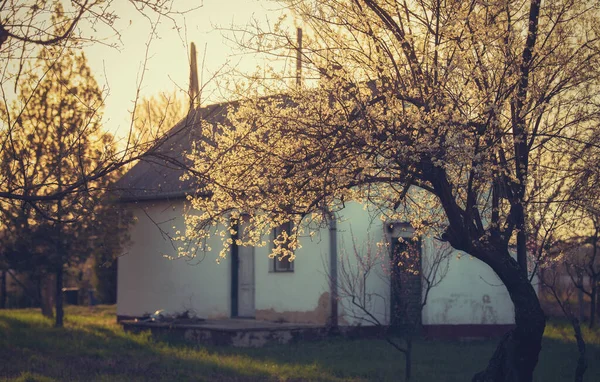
[329,212,338,328]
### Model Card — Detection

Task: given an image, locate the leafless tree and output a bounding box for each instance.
[327,228,450,381]
[541,259,588,382]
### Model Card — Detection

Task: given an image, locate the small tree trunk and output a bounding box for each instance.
[596,279,600,327]
[589,284,597,328]
[54,266,64,327]
[0,270,6,309]
[577,274,584,323]
[571,317,587,382]
[40,275,54,318]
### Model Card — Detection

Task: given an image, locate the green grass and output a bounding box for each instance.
[0,306,599,381]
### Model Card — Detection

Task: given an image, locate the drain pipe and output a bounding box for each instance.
[328,211,338,329]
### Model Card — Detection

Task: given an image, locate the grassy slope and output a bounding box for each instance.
[0,305,598,381]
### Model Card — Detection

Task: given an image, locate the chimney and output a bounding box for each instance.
[296,28,302,88]
[189,42,199,111]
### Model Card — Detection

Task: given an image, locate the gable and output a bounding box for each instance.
[114,102,229,202]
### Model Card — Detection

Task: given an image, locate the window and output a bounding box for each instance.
[271,222,294,272]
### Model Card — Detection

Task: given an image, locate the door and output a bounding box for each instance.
[237,245,255,317]
[390,239,422,328]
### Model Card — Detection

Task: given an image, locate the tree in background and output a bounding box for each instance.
[133,90,187,145]
[527,114,600,328]
[0,21,129,325]
[183,1,600,380]
[568,134,600,328]
[525,149,597,382]
[540,249,589,382]
[0,1,195,320]
[89,201,133,305]
[0,0,197,206]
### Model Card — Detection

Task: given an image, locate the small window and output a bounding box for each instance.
[272,222,294,272]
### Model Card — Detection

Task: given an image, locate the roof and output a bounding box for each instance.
[114,102,230,202]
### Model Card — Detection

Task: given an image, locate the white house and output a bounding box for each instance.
[115,102,517,338]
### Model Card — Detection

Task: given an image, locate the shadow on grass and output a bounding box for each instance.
[2,309,599,382]
[0,311,358,382]
[535,336,600,382]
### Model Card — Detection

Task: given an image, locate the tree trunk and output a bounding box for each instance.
[405,336,412,381]
[571,317,587,382]
[0,270,6,309]
[596,279,600,327]
[54,266,64,327]
[589,284,596,328]
[594,278,600,328]
[472,245,546,382]
[40,274,54,318]
[577,274,585,323]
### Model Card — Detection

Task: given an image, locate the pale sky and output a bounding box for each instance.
[82,0,290,138]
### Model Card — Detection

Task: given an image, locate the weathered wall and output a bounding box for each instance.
[117,200,231,319]
[421,251,515,325]
[117,200,516,328]
[254,224,331,324]
[335,202,390,325]
[334,202,516,327]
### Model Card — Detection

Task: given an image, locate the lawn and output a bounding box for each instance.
[1,306,599,381]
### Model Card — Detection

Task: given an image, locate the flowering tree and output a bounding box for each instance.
[183,1,600,380]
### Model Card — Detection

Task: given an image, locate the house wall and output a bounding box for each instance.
[335,202,390,325]
[253,226,331,324]
[334,202,516,328]
[117,200,231,319]
[421,251,515,326]
[117,199,516,331]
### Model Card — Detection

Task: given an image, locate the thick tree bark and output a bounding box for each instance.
[430,168,545,381]
[472,243,546,382]
[405,336,412,381]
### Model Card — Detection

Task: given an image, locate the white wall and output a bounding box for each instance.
[254,225,331,322]
[421,250,515,325]
[335,202,390,325]
[117,200,231,319]
[118,199,516,326]
[333,202,516,326]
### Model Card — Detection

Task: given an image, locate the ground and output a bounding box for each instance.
[0,305,599,381]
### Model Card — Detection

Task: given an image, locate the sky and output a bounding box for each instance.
[82,0,290,139]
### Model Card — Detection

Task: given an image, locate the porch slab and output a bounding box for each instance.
[121,318,331,347]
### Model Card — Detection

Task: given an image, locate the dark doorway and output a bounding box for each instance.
[390,238,422,329]
[230,222,255,318]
